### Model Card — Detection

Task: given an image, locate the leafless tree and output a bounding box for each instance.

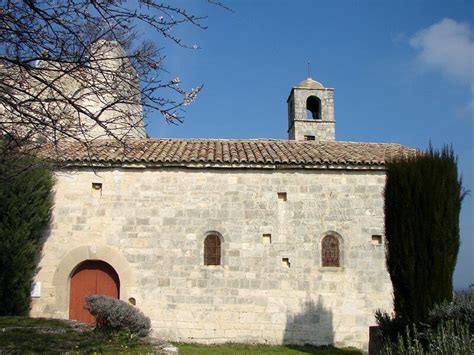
[0,0,222,173]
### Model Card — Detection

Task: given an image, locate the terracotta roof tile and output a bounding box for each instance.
[41,138,417,168]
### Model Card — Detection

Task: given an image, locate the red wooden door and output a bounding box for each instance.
[69,260,120,324]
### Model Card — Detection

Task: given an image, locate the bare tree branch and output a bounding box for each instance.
[0,0,224,177]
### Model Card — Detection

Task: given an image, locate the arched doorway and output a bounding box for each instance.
[69,260,120,324]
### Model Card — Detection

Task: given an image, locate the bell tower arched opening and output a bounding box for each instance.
[306,96,321,120]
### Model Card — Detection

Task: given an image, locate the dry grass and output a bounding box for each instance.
[0,317,156,354]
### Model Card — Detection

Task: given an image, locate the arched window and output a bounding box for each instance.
[306,96,321,120]
[322,234,340,267]
[204,234,221,265]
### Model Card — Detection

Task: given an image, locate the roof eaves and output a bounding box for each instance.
[55,160,388,171]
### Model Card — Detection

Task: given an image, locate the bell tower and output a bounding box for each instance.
[287,77,335,141]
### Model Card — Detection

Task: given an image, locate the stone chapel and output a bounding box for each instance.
[29,43,415,351]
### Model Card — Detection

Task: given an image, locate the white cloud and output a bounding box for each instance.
[409,18,474,84]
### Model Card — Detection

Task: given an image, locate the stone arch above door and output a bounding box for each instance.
[52,245,134,318]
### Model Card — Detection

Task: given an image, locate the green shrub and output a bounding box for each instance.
[380,320,472,355]
[0,152,53,315]
[428,290,474,334]
[85,295,151,336]
[378,290,474,354]
[375,310,405,343]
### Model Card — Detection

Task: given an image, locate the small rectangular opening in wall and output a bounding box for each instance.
[372,235,383,245]
[282,257,290,268]
[304,135,316,141]
[277,192,287,201]
[263,234,272,244]
[92,182,102,196]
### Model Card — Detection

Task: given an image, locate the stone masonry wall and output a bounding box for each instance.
[31,167,393,351]
[289,120,336,141]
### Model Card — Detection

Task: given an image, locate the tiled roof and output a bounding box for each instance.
[42,139,417,169]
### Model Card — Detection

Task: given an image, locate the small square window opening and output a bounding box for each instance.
[263,234,272,244]
[92,182,102,196]
[277,192,287,201]
[372,235,383,245]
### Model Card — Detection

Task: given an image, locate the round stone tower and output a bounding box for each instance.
[84,40,146,139]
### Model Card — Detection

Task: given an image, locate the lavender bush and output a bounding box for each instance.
[85,295,151,336]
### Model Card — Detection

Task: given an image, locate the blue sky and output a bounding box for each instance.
[143,0,473,289]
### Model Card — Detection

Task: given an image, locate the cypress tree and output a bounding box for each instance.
[0,150,53,315]
[384,145,465,324]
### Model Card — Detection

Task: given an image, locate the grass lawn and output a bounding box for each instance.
[0,317,362,354]
[177,343,362,354]
[0,317,155,354]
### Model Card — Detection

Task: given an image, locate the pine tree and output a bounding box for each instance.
[0,151,53,315]
[384,145,465,324]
